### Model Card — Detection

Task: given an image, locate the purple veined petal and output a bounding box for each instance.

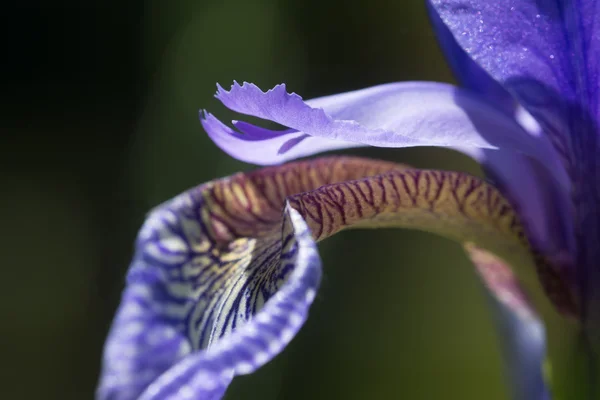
[458,147,575,261]
[96,156,414,400]
[96,190,322,400]
[455,146,577,312]
[201,81,560,169]
[136,205,321,400]
[98,156,577,400]
[421,0,600,324]
[425,141,579,321]
[202,81,572,235]
[426,0,516,116]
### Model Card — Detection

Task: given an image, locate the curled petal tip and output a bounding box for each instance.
[99,155,570,399]
[202,80,565,167]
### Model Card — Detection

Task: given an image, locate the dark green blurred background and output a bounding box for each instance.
[2,2,509,399]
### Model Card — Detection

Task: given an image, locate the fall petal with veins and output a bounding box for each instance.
[98,156,566,400]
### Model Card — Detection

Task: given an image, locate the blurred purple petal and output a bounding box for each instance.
[492,301,549,400]
[467,245,549,400]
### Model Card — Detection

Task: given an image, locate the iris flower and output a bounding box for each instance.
[97,1,600,399]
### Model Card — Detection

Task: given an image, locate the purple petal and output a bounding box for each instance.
[201,81,554,166]
[97,154,575,400]
[201,110,362,164]
[428,0,600,328]
[427,0,600,160]
[452,147,576,315]
[97,156,412,400]
[491,300,549,400]
[426,0,517,115]
[136,206,321,400]
[232,120,297,139]
[466,245,549,400]
[96,189,321,400]
[470,148,574,262]
[469,247,549,400]
[201,81,573,262]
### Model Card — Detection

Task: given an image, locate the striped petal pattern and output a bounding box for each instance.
[98,156,574,400]
[98,157,410,400]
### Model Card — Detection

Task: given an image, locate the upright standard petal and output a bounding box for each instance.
[200,81,555,167]
[99,156,571,400]
[429,0,600,345]
[426,0,516,115]
[427,2,577,270]
[428,0,600,151]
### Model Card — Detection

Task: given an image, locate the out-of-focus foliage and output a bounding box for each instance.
[0,2,508,399]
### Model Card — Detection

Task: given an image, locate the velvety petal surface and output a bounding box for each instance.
[426,1,516,115]
[98,156,574,400]
[429,0,600,343]
[201,81,557,168]
[428,0,600,155]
